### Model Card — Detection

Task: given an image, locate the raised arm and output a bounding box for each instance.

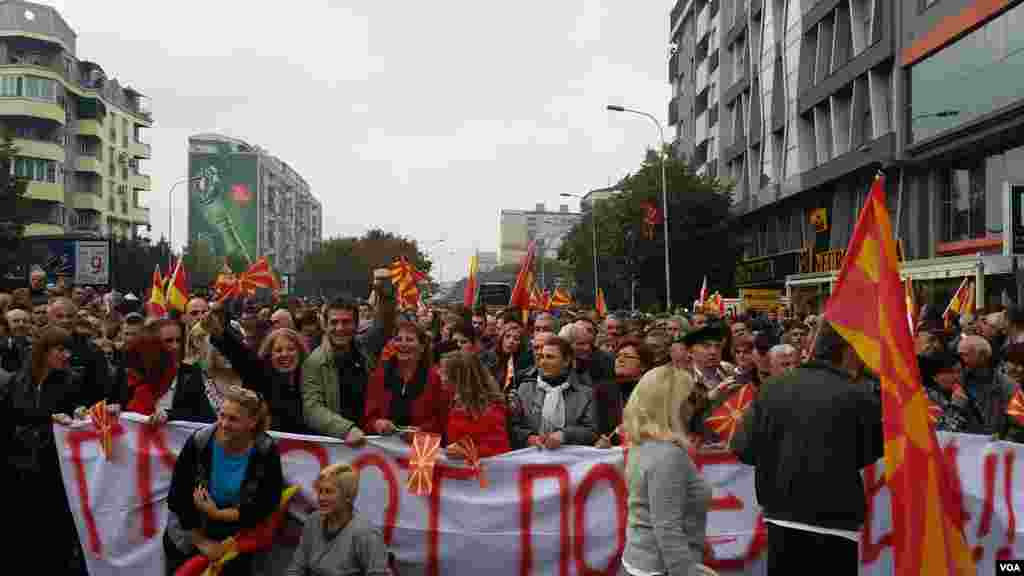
[360,270,396,361]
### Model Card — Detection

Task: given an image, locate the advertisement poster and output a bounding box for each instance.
[26,238,75,283]
[188,141,259,265]
[75,240,110,285]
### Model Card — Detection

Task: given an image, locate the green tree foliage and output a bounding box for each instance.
[558,148,737,313]
[108,237,172,297]
[295,228,432,298]
[0,132,31,260]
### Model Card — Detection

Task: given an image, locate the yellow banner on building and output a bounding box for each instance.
[741,288,783,311]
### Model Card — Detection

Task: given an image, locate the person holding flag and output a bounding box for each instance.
[730,321,882,573]
[734,171,973,575]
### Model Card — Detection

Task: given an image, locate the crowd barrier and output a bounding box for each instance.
[54,414,1024,575]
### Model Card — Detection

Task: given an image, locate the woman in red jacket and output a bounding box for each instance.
[443,350,511,458]
[365,318,448,438]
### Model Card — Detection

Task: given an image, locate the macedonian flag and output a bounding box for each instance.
[822,173,973,575]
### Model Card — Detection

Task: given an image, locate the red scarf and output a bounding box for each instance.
[126,363,179,415]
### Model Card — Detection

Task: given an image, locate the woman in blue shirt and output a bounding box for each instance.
[164,385,284,576]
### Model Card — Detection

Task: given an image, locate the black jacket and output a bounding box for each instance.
[166,363,219,424]
[211,328,308,434]
[2,368,87,475]
[167,424,284,540]
[731,361,883,531]
[68,333,109,408]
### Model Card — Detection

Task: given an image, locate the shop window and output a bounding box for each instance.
[941,162,986,242]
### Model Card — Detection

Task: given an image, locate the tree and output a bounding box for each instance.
[0,132,31,272]
[558,148,736,313]
[109,237,172,298]
[180,238,248,292]
[295,228,432,298]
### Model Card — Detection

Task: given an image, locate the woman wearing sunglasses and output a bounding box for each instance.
[164,385,284,575]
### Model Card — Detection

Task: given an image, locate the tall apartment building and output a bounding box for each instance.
[499,203,582,267]
[671,0,897,311]
[0,1,153,239]
[188,134,321,279]
[672,0,1024,313]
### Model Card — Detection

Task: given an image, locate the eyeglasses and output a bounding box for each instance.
[616,354,642,361]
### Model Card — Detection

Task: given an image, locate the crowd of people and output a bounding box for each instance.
[1,262,1021,575]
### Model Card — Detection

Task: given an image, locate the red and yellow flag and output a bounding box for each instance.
[904,277,917,336]
[146,265,166,317]
[464,251,479,309]
[389,256,426,311]
[942,277,975,329]
[595,287,607,318]
[1008,387,1024,427]
[704,383,755,445]
[509,241,537,322]
[549,288,572,309]
[166,258,189,313]
[215,257,280,302]
[822,173,973,575]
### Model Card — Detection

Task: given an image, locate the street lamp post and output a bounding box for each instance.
[561,193,599,306]
[607,104,672,311]
[168,175,205,269]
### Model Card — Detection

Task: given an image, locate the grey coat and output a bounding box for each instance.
[624,440,710,576]
[285,512,390,576]
[510,370,597,448]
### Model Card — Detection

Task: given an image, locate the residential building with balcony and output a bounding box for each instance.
[0,0,153,240]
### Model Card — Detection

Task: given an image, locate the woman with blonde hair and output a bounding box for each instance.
[621,365,715,576]
[443,350,511,459]
[286,463,390,575]
[204,306,311,434]
[165,385,283,575]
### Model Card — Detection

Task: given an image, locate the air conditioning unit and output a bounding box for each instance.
[119,152,130,165]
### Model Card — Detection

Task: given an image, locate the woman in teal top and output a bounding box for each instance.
[165,385,284,575]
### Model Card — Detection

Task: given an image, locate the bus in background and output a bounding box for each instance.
[477,282,512,311]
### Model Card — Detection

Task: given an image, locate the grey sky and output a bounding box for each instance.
[44,0,671,282]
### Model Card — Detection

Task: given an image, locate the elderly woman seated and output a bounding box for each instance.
[286,463,391,576]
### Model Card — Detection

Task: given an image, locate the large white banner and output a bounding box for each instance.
[54,415,1024,576]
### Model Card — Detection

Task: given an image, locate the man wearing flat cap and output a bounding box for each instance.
[685,323,735,394]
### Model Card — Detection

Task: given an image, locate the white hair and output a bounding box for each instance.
[768,343,797,360]
[558,323,577,343]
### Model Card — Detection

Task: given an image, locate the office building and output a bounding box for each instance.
[671,0,899,312]
[0,0,153,239]
[499,203,582,267]
[188,133,321,278]
[672,0,1024,313]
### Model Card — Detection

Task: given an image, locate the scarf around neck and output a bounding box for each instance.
[537,372,570,435]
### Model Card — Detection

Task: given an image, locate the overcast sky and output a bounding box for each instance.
[43,0,671,282]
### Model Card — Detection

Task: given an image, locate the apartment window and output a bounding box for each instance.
[0,76,19,97]
[13,157,57,183]
[121,165,128,180]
